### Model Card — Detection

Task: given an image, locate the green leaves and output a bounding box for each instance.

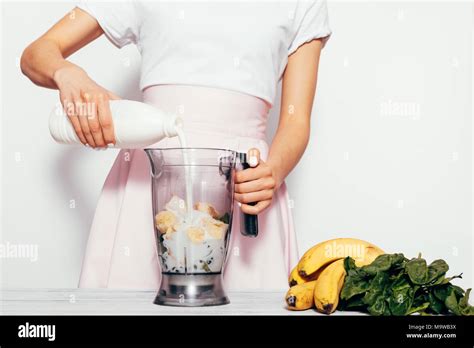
[340,258,370,300]
[427,259,449,283]
[406,258,429,284]
[406,257,449,285]
[340,253,473,316]
[362,253,406,276]
[459,289,474,316]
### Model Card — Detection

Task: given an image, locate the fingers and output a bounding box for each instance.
[97,93,115,145]
[62,96,87,145]
[69,115,87,145]
[234,150,275,215]
[83,92,106,148]
[247,148,260,167]
[235,176,276,193]
[240,200,272,215]
[65,90,116,148]
[56,65,119,149]
[234,189,273,205]
[75,96,96,147]
[235,164,272,184]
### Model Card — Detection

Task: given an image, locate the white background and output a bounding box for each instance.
[1,1,472,289]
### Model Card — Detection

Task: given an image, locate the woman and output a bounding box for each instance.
[21,0,331,290]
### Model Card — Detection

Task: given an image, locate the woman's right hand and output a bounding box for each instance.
[53,63,120,148]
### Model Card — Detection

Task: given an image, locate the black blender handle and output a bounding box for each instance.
[237,152,259,238]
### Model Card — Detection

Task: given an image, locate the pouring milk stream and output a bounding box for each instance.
[49,99,194,218]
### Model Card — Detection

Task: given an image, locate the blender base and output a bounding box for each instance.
[155,273,230,307]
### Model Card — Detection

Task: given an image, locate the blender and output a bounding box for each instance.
[145,147,258,306]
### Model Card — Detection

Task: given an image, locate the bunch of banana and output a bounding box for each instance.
[285,238,384,313]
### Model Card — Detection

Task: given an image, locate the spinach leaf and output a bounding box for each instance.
[427,292,446,314]
[407,301,430,315]
[426,259,449,284]
[341,257,371,300]
[361,253,406,276]
[363,272,389,306]
[452,284,465,298]
[444,287,461,316]
[459,289,474,316]
[367,296,387,316]
[433,284,451,302]
[406,257,429,284]
[388,286,414,316]
[337,295,366,310]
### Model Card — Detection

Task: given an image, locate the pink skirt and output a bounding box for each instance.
[78,84,299,290]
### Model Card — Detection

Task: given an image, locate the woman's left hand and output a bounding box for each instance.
[234,148,280,215]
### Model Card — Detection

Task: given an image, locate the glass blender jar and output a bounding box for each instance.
[145,148,255,306]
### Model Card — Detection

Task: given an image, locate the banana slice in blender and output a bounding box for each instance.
[155,210,178,234]
[194,202,220,219]
[203,217,228,240]
[186,226,206,244]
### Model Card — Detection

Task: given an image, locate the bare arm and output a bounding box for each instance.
[267,39,323,186]
[21,8,103,88]
[234,39,324,214]
[21,7,118,148]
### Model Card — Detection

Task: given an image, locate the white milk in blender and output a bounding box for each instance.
[175,126,194,220]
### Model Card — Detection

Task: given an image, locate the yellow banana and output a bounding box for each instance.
[313,251,385,314]
[313,259,346,314]
[285,281,317,311]
[288,265,325,287]
[186,227,205,244]
[297,238,384,277]
[289,266,308,286]
[354,243,384,267]
[194,202,220,218]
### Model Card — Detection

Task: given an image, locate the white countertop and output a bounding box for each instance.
[0,289,363,315]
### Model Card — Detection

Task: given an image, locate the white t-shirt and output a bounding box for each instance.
[77,0,332,107]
